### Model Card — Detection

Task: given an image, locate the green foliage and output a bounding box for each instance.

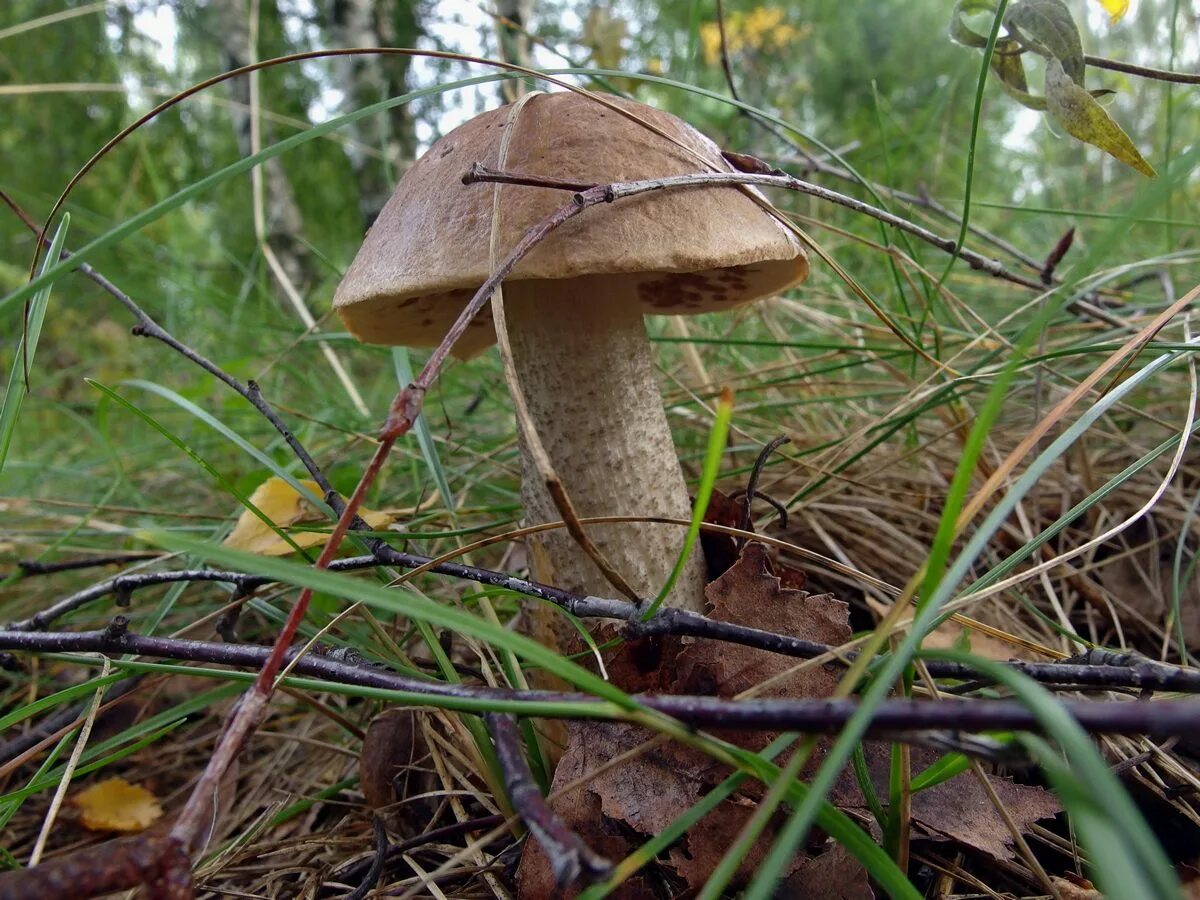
[0,216,68,477]
[1044,56,1156,176]
[951,0,1156,175]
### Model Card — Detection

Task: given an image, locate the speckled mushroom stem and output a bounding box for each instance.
[503,279,708,617]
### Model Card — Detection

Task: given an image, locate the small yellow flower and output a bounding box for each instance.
[1093,0,1128,23]
[700,7,804,67]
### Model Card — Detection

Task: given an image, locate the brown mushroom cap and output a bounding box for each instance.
[334,91,809,357]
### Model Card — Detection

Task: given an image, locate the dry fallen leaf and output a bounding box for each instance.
[359,708,436,837]
[519,542,858,894]
[1052,874,1104,898]
[1098,535,1200,647]
[698,488,807,587]
[698,487,749,580]
[832,743,1060,862]
[876,598,1032,661]
[778,842,875,899]
[73,777,163,833]
[522,542,1062,893]
[223,477,394,556]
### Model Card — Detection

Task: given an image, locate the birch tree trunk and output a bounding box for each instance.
[210,0,315,296]
[326,0,420,227]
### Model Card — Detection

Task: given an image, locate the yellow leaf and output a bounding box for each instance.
[1093,0,1128,23]
[223,477,395,556]
[1044,57,1156,177]
[74,777,163,832]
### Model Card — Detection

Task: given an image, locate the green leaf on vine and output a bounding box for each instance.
[949,0,1154,176]
[1005,0,1086,84]
[949,1,990,49]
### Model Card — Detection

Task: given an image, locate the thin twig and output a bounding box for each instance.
[13,555,1200,695]
[3,622,1199,739]
[8,553,161,578]
[738,435,792,539]
[0,192,334,496]
[1085,54,1200,85]
[464,164,1051,294]
[714,0,741,103]
[343,815,391,900]
[485,712,611,886]
[328,814,507,888]
[28,657,110,867]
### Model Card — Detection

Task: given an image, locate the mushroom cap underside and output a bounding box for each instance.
[334,91,809,356]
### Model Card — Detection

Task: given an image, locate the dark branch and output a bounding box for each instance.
[1085,54,1200,85]
[6,553,161,579]
[485,712,611,886]
[3,623,1199,740]
[14,554,1200,696]
[327,814,507,889]
[463,164,1051,295]
[739,434,792,537]
[342,815,390,900]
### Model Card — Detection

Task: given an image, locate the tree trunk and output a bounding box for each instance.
[210,0,315,297]
[326,0,420,227]
[494,0,534,101]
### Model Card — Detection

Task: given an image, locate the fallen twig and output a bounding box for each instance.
[12,560,1199,695]
[3,621,1198,740]
[485,712,611,886]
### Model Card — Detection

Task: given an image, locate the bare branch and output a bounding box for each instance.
[12,555,1200,695]
[485,712,611,886]
[3,622,1198,740]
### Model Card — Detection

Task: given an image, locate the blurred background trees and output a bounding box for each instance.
[0,0,1196,506]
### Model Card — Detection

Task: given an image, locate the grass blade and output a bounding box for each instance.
[0,214,70,477]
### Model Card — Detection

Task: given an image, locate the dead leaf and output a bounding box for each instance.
[73,777,163,833]
[223,477,394,556]
[516,774,658,899]
[833,744,1060,862]
[668,793,817,890]
[1097,535,1200,647]
[524,544,1055,890]
[676,542,848,758]
[359,709,436,837]
[698,488,807,587]
[778,842,875,899]
[698,488,748,580]
[867,596,1031,661]
[990,36,1030,96]
[517,720,812,895]
[1052,874,1104,898]
[519,543,858,893]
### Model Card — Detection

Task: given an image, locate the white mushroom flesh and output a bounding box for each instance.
[503,278,708,614]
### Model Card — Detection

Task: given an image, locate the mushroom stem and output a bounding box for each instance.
[503,277,708,615]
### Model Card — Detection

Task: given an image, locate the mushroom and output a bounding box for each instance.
[333,91,807,616]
